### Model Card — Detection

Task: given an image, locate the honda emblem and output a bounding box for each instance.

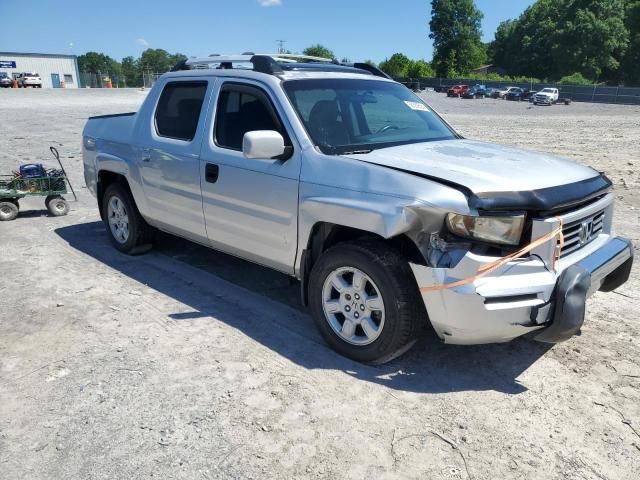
[578,220,594,245]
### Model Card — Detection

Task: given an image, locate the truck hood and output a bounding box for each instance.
[347,139,610,212]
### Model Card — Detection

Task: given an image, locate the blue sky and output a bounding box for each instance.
[0,0,533,62]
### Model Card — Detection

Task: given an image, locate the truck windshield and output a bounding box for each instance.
[283,79,457,154]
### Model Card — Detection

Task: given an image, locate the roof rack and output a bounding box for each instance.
[170,54,390,79]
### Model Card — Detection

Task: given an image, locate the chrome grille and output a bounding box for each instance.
[560,210,605,257]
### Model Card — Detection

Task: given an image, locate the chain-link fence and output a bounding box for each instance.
[77,70,640,104]
[396,77,640,105]
[79,71,163,89]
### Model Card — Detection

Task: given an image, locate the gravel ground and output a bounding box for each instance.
[0,88,638,480]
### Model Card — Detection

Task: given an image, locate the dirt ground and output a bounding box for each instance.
[0,89,638,480]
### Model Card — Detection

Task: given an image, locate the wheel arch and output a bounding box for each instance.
[299,221,426,306]
[97,170,133,220]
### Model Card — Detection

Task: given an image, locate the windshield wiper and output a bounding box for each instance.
[339,149,373,155]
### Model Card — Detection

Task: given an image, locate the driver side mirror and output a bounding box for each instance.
[242,130,286,160]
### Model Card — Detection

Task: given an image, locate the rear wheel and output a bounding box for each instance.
[0,201,19,221]
[45,195,69,216]
[102,182,153,254]
[308,240,425,364]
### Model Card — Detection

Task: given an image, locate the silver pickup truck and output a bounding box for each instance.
[82,54,633,363]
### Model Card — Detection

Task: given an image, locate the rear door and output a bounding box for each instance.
[138,78,212,243]
[198,80,301,274]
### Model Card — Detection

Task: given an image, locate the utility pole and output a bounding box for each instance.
[276,40,287,54]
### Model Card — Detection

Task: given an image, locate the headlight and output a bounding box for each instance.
[446,213,525,246]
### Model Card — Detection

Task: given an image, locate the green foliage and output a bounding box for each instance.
[120,56,139,87]
[78,52,120,75]
[470,72,541,83]
[487,0,633,84]
[621,1,640,85]
[79,48,187,87]
[429,0,486,76]
[407,59,435,78]
[557,0,628,80]
[378,55,435,78]
[302,45,335,60]
[138,49,187,73]
[558,72,594,85]
[378,53,412,76]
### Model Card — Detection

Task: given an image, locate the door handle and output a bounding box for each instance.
[205,163,219,183]
[142,148,151,163]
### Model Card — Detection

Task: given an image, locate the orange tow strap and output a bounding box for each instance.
[420,217,564,292]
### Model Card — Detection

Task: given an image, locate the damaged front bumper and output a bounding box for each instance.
[410,235,634,345]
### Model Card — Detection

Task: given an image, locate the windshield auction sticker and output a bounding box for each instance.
[404,101,430,112]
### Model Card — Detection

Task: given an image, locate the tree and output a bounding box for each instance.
[138,48,187,73]
[121,56,139,87]
[302,45,335,60]
[487,20,517,68]
[78,51,121,74]
[486,0,632,84]
[407,59,435,78]
[429,0,486,76]
[378,53,412,77]
[554,0,628,80]
[621,0,640,85]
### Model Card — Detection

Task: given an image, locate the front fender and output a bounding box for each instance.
[295,182,452,277]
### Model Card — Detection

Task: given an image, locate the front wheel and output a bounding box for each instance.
[308,240,425,364]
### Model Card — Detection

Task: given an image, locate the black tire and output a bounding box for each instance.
[308,240,426,364]
[102,182,153,254]
[45,195,69,216]
[0,201,19,221]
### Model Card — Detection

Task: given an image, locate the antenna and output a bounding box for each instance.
[276,40,287,54]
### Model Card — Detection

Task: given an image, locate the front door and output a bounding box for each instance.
[199,80,301,274]
[138,78,211,243]
[51,73,60,88]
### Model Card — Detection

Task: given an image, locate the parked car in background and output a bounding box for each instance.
[505,88,534,101]
[498,86,520,99]
[490,86,509,98]
[462,84,488,99]
[0,72,12,88]
[447,84,469,97]
[82,53,633,363]
[533,88,560,105]
[484,87,498,98]
[16,72,42,88]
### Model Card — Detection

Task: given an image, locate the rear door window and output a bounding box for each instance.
[155,81,208,141]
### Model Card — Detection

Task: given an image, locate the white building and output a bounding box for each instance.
[0,52,80,88]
